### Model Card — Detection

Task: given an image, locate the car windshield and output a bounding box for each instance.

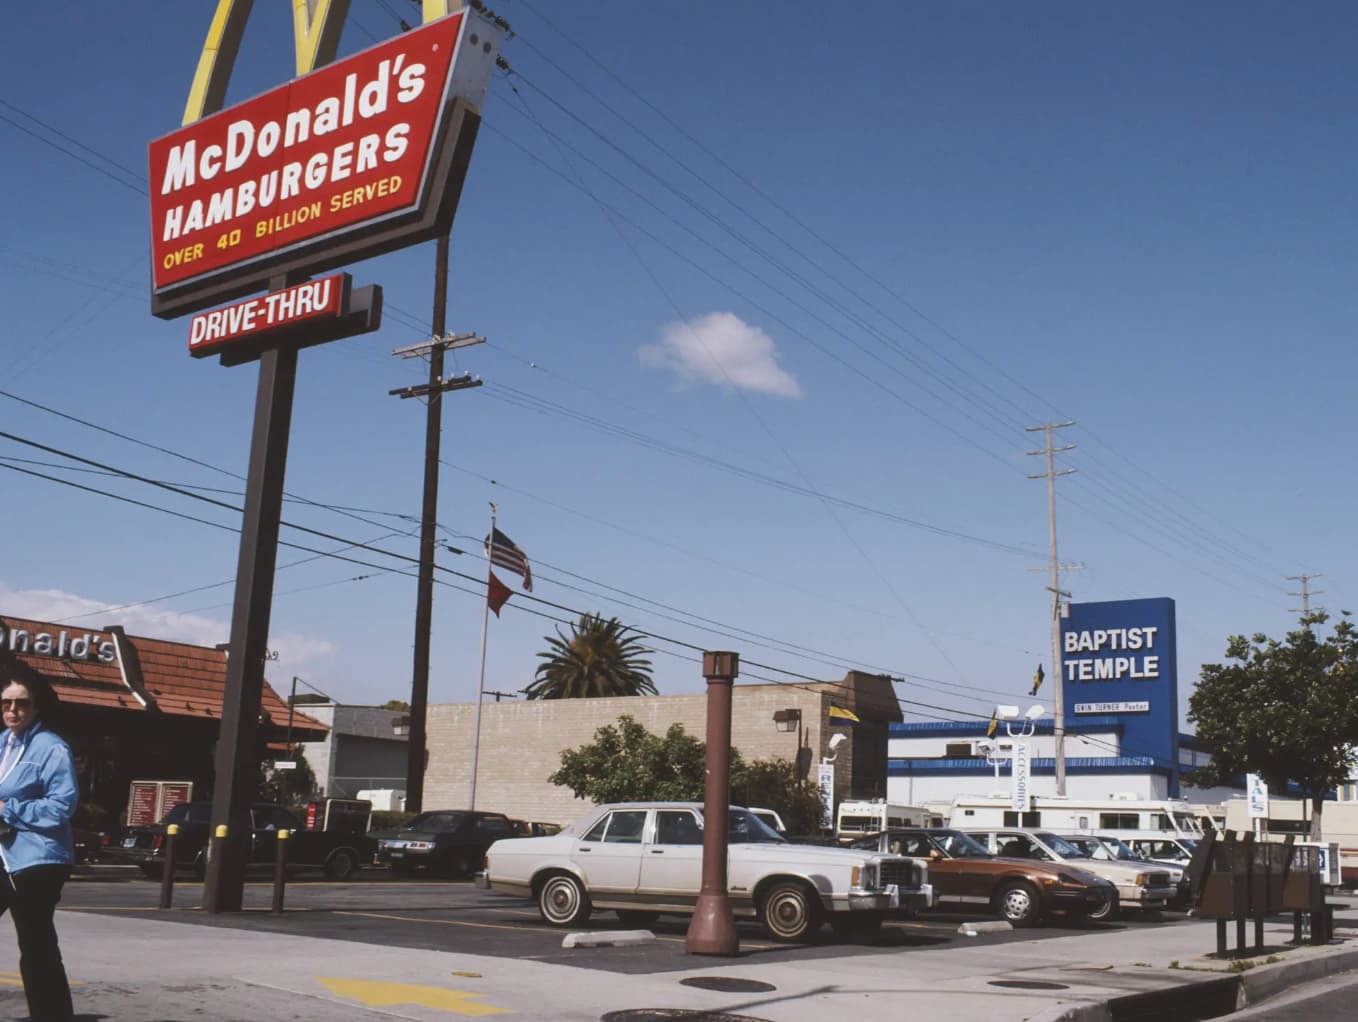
[932,830,991,858]
[1096,836,1145,861]
[1036,832,1088,858]
[404,812,466,833]
[1063,836,1113,860]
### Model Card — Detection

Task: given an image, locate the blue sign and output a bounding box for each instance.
[1060,598,1179,794]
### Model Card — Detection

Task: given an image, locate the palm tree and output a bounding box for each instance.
[524,613,657,699]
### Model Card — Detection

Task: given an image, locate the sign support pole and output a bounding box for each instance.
[205,286,299,914]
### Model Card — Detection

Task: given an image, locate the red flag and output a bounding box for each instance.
[487,570,512,617]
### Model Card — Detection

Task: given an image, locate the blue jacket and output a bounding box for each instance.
[0,721,77,873]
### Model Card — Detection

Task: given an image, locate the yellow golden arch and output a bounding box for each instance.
[182,0,465,125]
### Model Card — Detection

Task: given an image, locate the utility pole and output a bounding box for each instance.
[1287,573,1324,617]
[484,690,518,702]
[1026,421,1079,796]
[388,234,484,814]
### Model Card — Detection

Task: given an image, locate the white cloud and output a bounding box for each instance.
[638,312,802,397]
[0,582,332,665]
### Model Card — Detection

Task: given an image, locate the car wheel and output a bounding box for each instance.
[994,881,1040,927]
[760,881,819,942]
[325,849,358,881]
[616,910,660,926]
[453,853,478,878]
[192,853,207,882]
[1088,889,1119,922]
[538,872,591,927]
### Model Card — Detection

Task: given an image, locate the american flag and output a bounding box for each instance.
[485,527,532,592]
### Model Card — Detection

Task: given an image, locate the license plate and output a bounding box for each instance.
[123,836,137,847]
[390,851,405,859]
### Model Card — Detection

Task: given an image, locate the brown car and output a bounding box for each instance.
[850,827,1114,927]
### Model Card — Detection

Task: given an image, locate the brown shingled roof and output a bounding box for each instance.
[0,615,327,737]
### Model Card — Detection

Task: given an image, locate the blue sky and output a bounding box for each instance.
[1,1,1353,736]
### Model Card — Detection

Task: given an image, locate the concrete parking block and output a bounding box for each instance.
[960,920,1014,936]
[562,929,657,948]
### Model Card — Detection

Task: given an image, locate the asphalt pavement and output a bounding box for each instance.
[0,872,1350,1022]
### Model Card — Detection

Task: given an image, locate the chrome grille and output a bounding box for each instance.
[878,858,916,889]
[1146,871,1170,886]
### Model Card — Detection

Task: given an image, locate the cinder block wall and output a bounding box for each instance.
[424,683,850,825]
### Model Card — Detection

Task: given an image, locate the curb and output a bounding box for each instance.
[1046,943,1358,1022]
[1237,945,1358,1007]
[562,929,657,949]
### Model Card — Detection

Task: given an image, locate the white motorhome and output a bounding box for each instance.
[835,799,941,840]
[948,794,1205,843]
[1222,796,1357,887]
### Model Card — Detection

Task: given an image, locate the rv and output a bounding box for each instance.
[1222,797,1358,887]
[948,795,1205,843]
[835,799,941,840]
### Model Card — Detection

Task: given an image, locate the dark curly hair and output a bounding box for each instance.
[0,658,62,723]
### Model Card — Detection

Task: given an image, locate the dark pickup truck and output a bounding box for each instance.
[110,801,372,880]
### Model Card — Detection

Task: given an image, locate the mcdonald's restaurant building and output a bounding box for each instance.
[423,671,903,826]
[0,614,326,832]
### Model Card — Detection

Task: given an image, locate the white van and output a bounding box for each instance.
[835,799,941,840]
[949,795,1204,843]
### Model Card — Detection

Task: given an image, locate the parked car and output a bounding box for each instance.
[748,807,788,836]
[371,810,516,877]
[963,828,1177,920]
[1060,834,1190,908]
[510,820,563,838]
[477,801,932,942]
[1128,836,1198,865]
[848,827,1114,926]
[108,801,372,880]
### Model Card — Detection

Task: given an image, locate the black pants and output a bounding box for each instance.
[0,865,73,1022]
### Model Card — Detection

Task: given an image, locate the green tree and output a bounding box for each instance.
[550,716,707,802]
[260,747,317,812]
[1188,613,1358,837]
[524,613,657,699]
[550,716,820,834]
[731,757,824,835]
[378,699,411,711]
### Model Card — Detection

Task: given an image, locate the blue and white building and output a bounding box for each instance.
[886,598,1243,808]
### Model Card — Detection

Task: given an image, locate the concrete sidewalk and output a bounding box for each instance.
[0,910,1352,1022]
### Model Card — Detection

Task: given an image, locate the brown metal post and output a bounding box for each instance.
[272,829,289,913]
[686,651,740,956]
[158,825,178,910]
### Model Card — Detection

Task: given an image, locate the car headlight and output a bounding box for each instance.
[1053,871,1083,885]
[1135,872,1149,885]
[851,864,878,890]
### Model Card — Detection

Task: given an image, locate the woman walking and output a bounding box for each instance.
[0,664,77,1022]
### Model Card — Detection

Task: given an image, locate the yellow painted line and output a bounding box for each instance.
[0,972,83,988]
[318,976,508,1015]
[335,910,775,950]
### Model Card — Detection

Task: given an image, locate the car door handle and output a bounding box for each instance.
[576,847,591,853]
[650,849,665,855]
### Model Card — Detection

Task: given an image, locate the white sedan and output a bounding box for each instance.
[477,802,931,941]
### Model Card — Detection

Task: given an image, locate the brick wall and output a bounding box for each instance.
[424,682,866,826]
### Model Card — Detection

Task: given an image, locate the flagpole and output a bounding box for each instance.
[468,503,495,811]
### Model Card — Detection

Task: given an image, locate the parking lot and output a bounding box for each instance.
[63,868,1194,975]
